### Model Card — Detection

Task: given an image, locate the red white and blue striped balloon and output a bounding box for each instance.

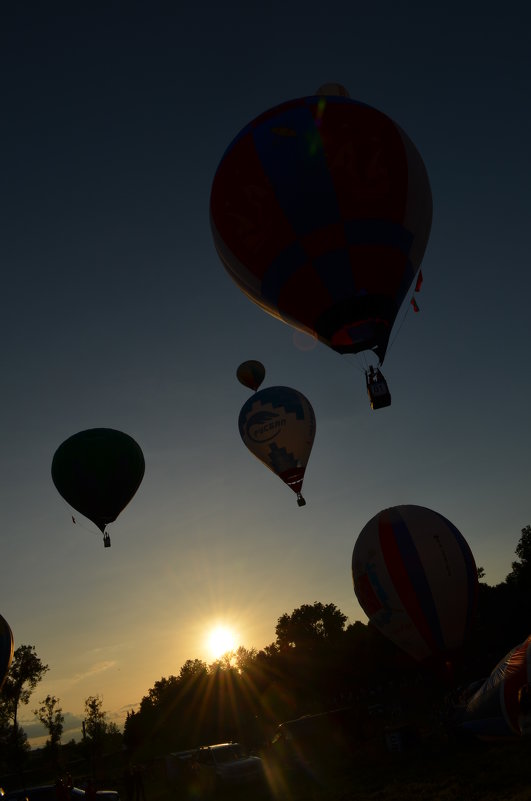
[352,505,478,663]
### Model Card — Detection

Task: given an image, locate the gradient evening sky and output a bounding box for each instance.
[2,2,530,746]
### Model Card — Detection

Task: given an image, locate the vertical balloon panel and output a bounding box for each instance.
[352,505,478,663]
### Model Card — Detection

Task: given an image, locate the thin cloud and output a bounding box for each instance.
[65,660,117,686]
[118,702,140,714]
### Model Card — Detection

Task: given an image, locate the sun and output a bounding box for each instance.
[207,625,237,660]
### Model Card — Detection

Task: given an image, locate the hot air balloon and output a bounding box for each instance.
[210,84,432,406]
[237,360,266,391]
[352,505,478,665]
[51,428,145,547]
[0,614,14,691]
[238,386,315,506]
[458,633,531,739]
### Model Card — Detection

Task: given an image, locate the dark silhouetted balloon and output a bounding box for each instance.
[51,428,145,538]
[238,386,315,506]
[352,505,477,663]
[236,360,266,391]
[211,86,432,365]
[0,614,14,691]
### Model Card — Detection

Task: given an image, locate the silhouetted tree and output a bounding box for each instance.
[83,694,108,771]
[275,602,347,652]
[272,603,349,711]
[0,644,49,730]
[84,694,108,741]
[0,644,48,772]
[234,645,258,673]
[123,710,142,755]
[34,694,64,767]
[507,524,531,588]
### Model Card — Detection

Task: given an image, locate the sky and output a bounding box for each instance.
[2,2,530,747]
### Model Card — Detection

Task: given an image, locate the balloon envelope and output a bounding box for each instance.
[352,505,478,663]
[461,633,531,739]
[237,360,266,391]
[0,614,14,691]
[238,386,315,502]
[211,91,432,364]
[51,428,145,533]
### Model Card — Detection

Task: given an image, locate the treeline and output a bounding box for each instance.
[0,667,120,777]
[123,603,397,758]
[123,525,531,758]
[2,526,531,772]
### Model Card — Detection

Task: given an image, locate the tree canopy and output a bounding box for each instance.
[1,644,49,728]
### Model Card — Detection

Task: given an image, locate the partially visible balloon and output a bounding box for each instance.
[0,614,14,691]
[352,505,478,664]
[461,633,531,739]
[238,386,316,506]
[51,428,145,544]
[210,87,432,366]
[236,360,266,391]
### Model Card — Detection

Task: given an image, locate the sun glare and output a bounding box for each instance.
[207,625,237,659]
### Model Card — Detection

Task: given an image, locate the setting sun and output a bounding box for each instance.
[207,625,237,659]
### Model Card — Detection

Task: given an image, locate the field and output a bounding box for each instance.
[4,726,530,801]
[264,739,531,801]
[138,734,531,801]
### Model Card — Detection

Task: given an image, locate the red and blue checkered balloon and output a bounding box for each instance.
[211,87,432,364]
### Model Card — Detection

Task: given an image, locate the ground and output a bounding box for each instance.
[141,735,530,801]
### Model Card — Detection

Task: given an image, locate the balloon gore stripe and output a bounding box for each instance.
[379,507,445,656]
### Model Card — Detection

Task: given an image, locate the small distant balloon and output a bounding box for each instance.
[236,360,266,391]
[51,428,145,546]
[238,385,316,506]
[352,505,478,664]
[0,614,14,691]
